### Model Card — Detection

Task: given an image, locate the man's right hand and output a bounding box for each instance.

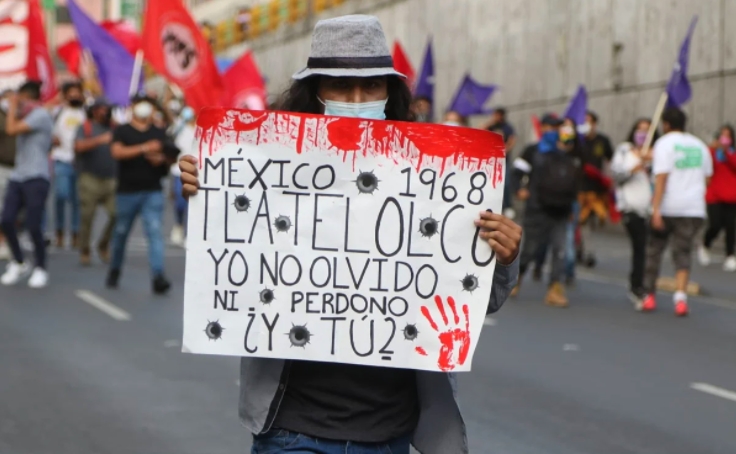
[516,188,530,201]
[179,155,200,199]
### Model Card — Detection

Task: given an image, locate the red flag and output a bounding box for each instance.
[142,0,223,111]
[222,51,266,110]
[392,41,415,89]
[530,114,542,142]
[0,0,56,100]
[102,20,141,55]
[57,20,141,75]
[57,40,83,76]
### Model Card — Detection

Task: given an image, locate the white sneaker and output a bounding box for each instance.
[723,256,736,272]
[698,246,711,266]
[170,225,185,247]
[0,261,31,286]
[28,267,49,288]
[0,243,11,261]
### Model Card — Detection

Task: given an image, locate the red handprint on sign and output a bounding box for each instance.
[416,295,471,371]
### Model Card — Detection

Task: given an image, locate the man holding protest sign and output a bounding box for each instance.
[179,15,521,454]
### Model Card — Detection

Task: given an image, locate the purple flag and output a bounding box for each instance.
[448,74,496,118]
[414,39,434,101]
[67,0,142,106]
[564,85,588,126]
[666,16,698,108]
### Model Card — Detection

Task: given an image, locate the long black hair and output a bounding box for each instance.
[276,75,414,121]
[626,118,660,144]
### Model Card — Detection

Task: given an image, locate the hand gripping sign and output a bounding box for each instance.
[183,108,505,372]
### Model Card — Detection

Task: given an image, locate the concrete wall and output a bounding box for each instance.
[234,0,735,153]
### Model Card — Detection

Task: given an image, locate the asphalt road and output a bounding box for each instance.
[1,219,735,454]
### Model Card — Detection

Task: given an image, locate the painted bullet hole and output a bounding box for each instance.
[204,320,224,340]
[419,216,439,238]
[259,288,275,304]
[287,324,312,348]
[355,170,379,194]
[233,194,251,212]
[461,274,480,292]
[403,323,419,341]
[273,215,292,233]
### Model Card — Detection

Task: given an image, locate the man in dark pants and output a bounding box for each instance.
[0,81,54,288]
[74,98,117,266]
[509,114,580,307]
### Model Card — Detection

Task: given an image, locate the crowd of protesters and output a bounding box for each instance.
[0,73,732,319]
[423,100,729,317]
[0,80,194,292]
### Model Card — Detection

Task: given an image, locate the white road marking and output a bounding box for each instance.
[690,382,736,403]
[563,343,580,352]
[163,339,180,348]
[483,317,497,326]
[75,290,131,321]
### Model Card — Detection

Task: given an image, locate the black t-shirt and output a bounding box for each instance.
[273,361,419,442]
[581,133,613,193]
[112,124,170,193]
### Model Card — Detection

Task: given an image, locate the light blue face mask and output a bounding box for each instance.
[320,98,388,120]
[181,106,195,121]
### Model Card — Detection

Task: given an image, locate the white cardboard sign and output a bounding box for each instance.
[183,109,505,372]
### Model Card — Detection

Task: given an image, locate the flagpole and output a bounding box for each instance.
[642,91,669,159]
[128,49,144,97]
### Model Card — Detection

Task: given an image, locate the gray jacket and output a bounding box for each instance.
[238,258,519,454]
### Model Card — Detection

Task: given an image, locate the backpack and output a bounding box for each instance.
[536,151,579,210]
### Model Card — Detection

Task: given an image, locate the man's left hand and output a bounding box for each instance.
[475,211,522,265]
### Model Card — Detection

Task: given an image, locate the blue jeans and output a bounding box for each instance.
[251,430,411,454]
[53,161,79,234]
[110,191,165,276]
[1,178,50,268]
[564,202,580,279]
[173,176,188,227]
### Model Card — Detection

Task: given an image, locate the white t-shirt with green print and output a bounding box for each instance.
[653,131,713,218]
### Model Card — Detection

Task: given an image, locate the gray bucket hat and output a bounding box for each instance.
[292,15,405,80]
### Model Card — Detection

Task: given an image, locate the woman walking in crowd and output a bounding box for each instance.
[178,15,522,454]
[611,119,656,308]
[699,124,736,271]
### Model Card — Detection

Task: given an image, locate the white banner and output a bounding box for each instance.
[183,109,506,372]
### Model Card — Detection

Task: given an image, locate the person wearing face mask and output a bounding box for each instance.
[699,124,736,272]
[1,81,54,288]
[73,98,117,266]
[178,15,522,454]
[169,106,196,247]
[509,113,580,307]
[106,94,178,294]
[0,89,18,261]
[441,110,466,127]
[50,81,87,249]
[611,119,657,308]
